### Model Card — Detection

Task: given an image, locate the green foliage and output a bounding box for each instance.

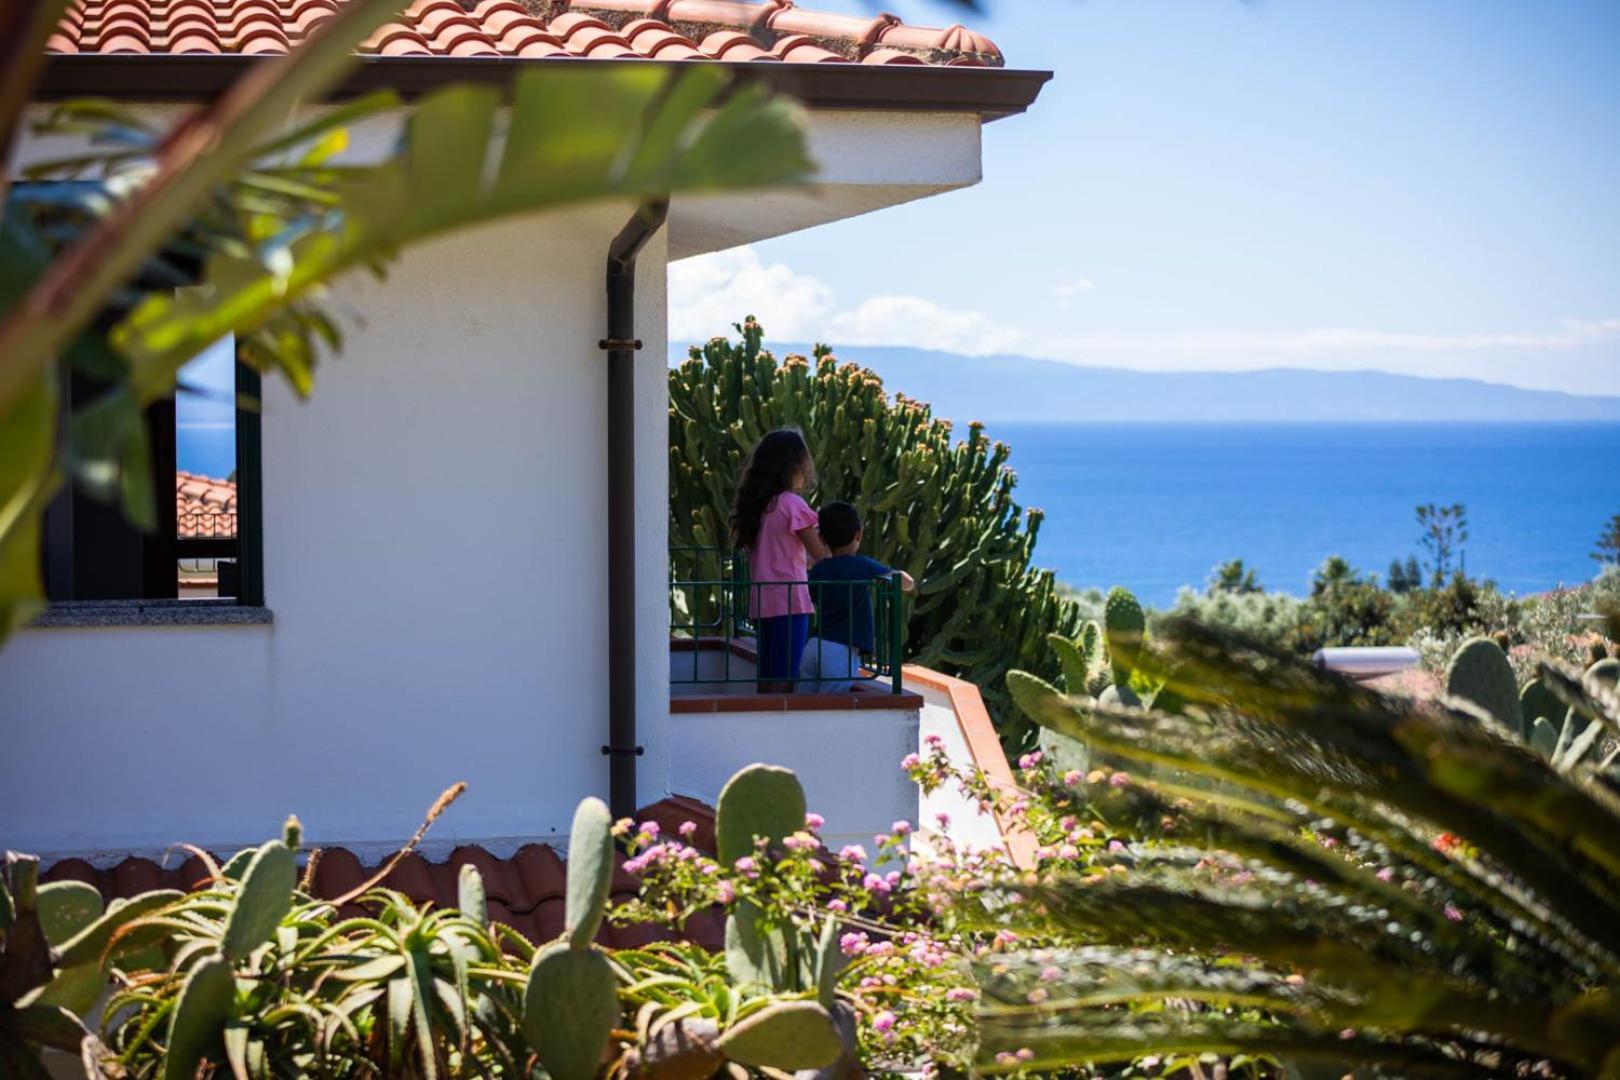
[1592,511,1620,567]
[668,319,1078,745]
[1209,559,1262,594]
[1444,635,1523,733]
[999,618,1620,1075]
[1416,502,1469,586]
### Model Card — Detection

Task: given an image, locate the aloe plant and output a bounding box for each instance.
[993,617,1620,1075]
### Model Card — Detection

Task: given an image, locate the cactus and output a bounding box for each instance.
[29,882,106,1015]
[1520,677,1565,730]
[626,1017,723,1080]
[714,1001,843,1070]
[1445,637,1522,733]
[715,764,806,865]
[524,798,624,1078]
[35,881,102,946]
[457,864,487,927]
[1103,586,1146,685]
[565,797,615,949]
[1098,683,1141,709]
[716,766,804,990]
[162,955,235,1080]
[220,839,296,962]
[724,899,790,991]
[1589,657,1620,689]
[55,890,183,970]
[523,943,621,1080]
[813,917,842,1009]
[668,320,1082,749]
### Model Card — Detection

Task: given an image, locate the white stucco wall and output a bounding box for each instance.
[914,683,1007,857]
[3,95,987,860]
[0,207,672,858]
[668,707,919,854]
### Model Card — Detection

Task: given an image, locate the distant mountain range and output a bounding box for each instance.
[669,342,1620,423]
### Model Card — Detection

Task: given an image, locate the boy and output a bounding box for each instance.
[802,501,915,691]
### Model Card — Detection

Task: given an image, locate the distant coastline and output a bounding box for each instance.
[670,342,1620,425]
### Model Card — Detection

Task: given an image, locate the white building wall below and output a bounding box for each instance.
[0,207,671,859]
[668,708,919,856]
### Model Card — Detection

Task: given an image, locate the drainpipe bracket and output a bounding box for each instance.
[599,338,643,351]
[601,745,646,757]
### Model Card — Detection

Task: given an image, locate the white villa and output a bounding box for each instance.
[2,0,1047,896]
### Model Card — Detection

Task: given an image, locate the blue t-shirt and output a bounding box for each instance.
[809,554,893,654]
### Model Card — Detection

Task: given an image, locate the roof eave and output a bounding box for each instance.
[32,54,1052,120]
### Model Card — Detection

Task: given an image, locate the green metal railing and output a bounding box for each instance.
[670,547,905,692]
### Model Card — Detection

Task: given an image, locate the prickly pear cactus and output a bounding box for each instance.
[1445,637,1522,733]
[1520,677,1565,731]
[30,881,106,1014]
[1103,586,1146,685]
[565,797,615,949]
[715,764,806,865]
[523,943,621,1080]
[220,839,296,962]
[668,318,1080,747]
[724,899,791,991]
[162,955,235,1080]
[1098,682,1142,709]
[715,1001,843,1070]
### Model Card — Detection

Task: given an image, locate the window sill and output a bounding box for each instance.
[32,599,273,628]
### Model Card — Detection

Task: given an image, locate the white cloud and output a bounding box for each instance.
[1054,278,1095,306]
[667,247,834,343]
[669,246,1026,355]
[669,246,1620,394]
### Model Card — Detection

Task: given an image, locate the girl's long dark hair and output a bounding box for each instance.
[731,429,815,550]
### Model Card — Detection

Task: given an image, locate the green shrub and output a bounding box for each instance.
[998,619,1620,1074]
[668,318,1078,746]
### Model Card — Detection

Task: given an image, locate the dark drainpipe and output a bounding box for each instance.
[601,199,669,821]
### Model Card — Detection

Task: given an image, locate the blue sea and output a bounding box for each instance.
[989,422,1620,607]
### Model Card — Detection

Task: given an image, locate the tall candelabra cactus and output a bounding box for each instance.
[669,318,1079,746]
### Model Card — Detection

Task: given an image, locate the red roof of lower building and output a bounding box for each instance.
[47,0,1003,67]
[39,795,723,948]
[176,470,236,539]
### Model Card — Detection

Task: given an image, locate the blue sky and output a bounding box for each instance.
[670,0,1620,395]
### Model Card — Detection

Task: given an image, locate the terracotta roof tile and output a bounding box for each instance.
[176,470,236,539]
[46,0,1002,67]
[38,795,725,947]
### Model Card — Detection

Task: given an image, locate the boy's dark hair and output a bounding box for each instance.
[819,501,862,549]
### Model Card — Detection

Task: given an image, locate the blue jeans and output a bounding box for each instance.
[756,614,810,681]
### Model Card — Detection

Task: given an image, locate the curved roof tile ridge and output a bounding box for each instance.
[44,0,1005,67]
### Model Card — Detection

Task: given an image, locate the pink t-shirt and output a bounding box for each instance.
[748,492,818,619]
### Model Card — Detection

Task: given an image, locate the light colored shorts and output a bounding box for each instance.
[798,637,863,692]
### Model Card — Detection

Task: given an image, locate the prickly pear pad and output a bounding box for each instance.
[523,944,620,1080]
[715,764,806,865]
[565,797,615,949]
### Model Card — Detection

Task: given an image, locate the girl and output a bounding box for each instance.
[731,429,831,692]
